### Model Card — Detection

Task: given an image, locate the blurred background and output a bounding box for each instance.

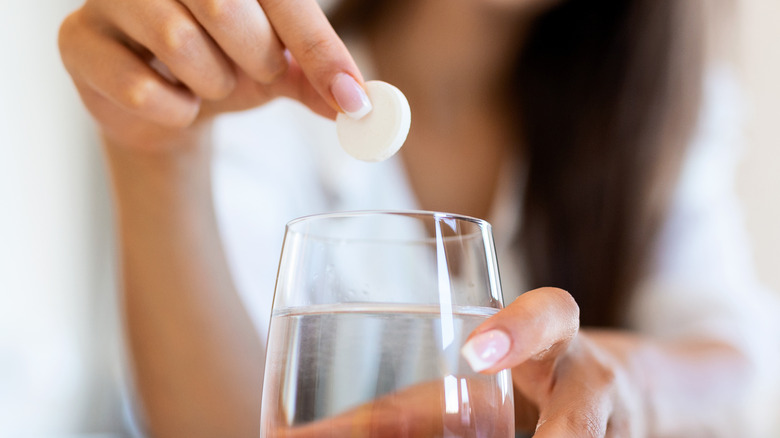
[0,0,778,436]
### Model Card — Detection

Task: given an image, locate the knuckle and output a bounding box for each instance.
[596,363,618,388]
[122,76,157,111]
[582,415,606,437]
[567,410,606,437]
[539,409,607,438]
[159,16,201,57]
[255,53,288,84]
[156,14,235,100]
[58,12,77,48]
[580,338,619,387]
[299,36,336,64]
[58,12,83,66]
[202,0,240,24]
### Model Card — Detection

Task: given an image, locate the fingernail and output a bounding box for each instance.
[461,330,511,372]
[331,73,372,119]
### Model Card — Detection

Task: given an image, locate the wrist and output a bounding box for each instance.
[101,120,215,218]
[101,115,213,153]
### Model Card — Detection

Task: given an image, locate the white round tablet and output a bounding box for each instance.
[336,80,411,162]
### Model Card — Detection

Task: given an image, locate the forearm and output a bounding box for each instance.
[104,128,263,438]
[587,330,751,437]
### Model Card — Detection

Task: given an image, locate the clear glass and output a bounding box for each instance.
[260,211,514,437]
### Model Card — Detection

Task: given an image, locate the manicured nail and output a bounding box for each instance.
[461,330,511,372]
[332,73,372,119]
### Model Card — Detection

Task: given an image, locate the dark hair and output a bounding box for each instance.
[331,0,705,327]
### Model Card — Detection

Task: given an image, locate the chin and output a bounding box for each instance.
[475,0,562,12]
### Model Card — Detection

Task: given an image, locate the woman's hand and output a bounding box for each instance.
[57,4,373,436]
[266,287,746,437]
[58,0,367,150]
[461,287,645,437]
[266,288,646,437]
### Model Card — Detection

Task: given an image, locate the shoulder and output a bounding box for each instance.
[674,65,744,209]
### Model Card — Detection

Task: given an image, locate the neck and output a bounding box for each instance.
[361,0,552,219]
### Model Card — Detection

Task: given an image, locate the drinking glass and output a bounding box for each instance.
[260,211,514,437]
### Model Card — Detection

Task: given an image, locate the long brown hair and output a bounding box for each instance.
[331,0,705,327]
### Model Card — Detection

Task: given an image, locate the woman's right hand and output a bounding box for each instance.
[59,0,367,150]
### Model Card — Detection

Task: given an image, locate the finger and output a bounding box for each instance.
[268,56,338,118]
[268,378,513,438]
[91,0,236,100]
[259,0,371,117]
[461,287,580,374]
[533,400,610,438]
[533,374,612,438]
[529,335,625,438]
[200,56,336,120]
[179,0,288,84]
[60,13,200,128]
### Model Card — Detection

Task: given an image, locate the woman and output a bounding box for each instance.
[58,0,775,436]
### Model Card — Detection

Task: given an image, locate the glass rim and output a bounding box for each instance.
[285,209,492,229]
[276,209,504,310]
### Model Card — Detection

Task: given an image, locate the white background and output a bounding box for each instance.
[738,0,780,298]
[0,1,777,435]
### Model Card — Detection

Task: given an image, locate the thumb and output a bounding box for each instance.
[460,287,580,374]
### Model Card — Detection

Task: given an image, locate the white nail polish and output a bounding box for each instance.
[460,330,511,372]
[332,73,373,120]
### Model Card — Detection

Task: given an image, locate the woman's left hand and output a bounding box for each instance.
[462,287,645,437]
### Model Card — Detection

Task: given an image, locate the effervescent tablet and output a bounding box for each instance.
[336,80,411,162]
